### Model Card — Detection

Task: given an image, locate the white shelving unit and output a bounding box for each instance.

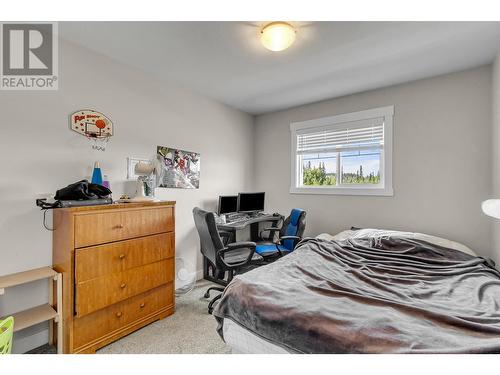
[0,266,63,353]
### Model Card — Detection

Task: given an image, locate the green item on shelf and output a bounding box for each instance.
[0,316,14,354]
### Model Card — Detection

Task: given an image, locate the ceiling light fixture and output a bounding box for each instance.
[260,22,296,52]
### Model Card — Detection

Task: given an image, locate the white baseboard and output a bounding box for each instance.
[196,269,204,281]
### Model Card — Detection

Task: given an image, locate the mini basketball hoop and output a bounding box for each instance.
[85,132,112,151]
[70,110,114,151]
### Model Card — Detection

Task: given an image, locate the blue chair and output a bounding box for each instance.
[255,208,306,258]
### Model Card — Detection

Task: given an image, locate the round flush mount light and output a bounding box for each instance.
[260,22,296,52]
[482,199,500,219]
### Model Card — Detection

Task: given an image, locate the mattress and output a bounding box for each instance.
[223,319,290,354]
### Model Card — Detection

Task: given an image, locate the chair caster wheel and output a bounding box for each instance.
[204,291,210,298]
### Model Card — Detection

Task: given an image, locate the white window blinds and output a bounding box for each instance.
[296,117,384,154]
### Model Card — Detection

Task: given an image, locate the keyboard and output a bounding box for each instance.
[226,214,249,223]
[252,211,268,217]
[225,211,270,223]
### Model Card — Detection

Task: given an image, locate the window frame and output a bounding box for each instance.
[290,105,394,196]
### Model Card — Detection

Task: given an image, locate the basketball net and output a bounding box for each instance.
[86,133,111,152]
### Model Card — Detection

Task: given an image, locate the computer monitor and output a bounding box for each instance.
[237,192,265,213]
[218,195,238,215]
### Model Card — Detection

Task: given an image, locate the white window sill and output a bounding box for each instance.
[290,186,394,196]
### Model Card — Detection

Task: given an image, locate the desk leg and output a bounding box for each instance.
[250,222,259,242]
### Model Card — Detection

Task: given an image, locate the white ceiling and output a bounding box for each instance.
[60,22,500,115]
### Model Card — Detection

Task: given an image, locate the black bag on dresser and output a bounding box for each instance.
[54,179,112,201]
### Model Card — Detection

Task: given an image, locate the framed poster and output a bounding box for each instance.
[157,146,200,189]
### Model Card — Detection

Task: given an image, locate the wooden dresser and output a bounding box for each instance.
[52,201,176,353]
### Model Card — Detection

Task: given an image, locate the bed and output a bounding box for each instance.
[212,228,500,353]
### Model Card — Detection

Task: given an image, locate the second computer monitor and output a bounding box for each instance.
[237,192,265,213]
[218,195,238,215]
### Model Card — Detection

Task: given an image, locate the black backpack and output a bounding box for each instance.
[54,179,111,201]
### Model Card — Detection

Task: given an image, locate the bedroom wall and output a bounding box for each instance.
[254,66,493,259]
[491,54,500,263]
[0,38,254,353]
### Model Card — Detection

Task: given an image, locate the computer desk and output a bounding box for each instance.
[203,213,282,285]
[217,213,281,234]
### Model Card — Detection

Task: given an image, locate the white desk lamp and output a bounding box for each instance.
[481,199,500,219]
[132,158,165,201]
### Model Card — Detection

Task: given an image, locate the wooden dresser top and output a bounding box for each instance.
[58,201,176,213]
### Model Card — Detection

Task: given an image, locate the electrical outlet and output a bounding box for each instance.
[127,157,149,180]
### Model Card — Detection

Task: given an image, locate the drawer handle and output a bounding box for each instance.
[119,254,126,260]
[113,224,124,229]
[120,283,127,289]
[116,312,123,318]
[140,302,146,308]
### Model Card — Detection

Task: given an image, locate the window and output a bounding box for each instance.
[290,106,394,196]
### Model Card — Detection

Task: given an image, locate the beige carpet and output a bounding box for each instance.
[97,280,231,354]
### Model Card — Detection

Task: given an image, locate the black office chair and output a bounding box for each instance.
[255,208,307,259]
[193,207,264,314]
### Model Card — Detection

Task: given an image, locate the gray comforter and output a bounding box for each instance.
[213,236,500,353]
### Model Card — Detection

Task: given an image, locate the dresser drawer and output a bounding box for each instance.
[75,259,174,317]
[75,233,174,283]
[73,283,174,350]
[74,207,174,248]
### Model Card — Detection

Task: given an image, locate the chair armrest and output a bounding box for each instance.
[217,242,256,270]
[218,230,232,245]
[227,241,255,249]
[259,227,281,240]
[277,236,302,249]
[278,235,302,241]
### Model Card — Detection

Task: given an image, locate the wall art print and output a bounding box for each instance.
[157,146,200,189]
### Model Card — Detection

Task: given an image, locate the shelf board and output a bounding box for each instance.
[5,304,58,332]
[0,267,57,291]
